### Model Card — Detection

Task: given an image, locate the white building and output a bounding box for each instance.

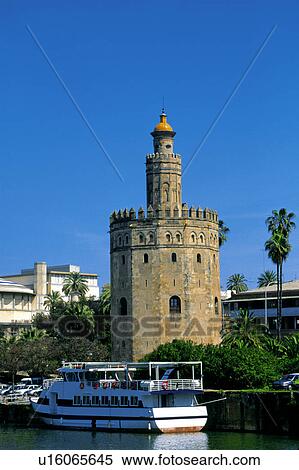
[0,262,100,334]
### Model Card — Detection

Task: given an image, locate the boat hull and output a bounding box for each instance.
[31,401,207,433]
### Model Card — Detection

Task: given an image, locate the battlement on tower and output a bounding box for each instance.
[146,152,181,162]
[110,205,218,224]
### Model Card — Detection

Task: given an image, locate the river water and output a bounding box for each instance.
[0,426,298,450]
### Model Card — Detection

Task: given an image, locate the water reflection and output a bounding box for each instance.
[0,426,298,450]
[151,432,209,450]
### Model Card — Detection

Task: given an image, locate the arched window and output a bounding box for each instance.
[191,233,196,243]
[169,296,181,314]
[176,233,181,243]
[120,297,127,316]
[166,233,171,243]
[118,236,122,246]
[215,297,219,316]
[125,235,129,244]
[199,234,205,244]
[139,234,144,244]
[197,253,201,263]
[121,255,125,265]
[213,254,216,263]
[171,253,177,262]
[144,253,149,263]
[149,233,154,243]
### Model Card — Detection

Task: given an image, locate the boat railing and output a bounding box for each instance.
[43,378,63,389]
[42,378,202,391]
[83,379,202,391]
[148,379,202,391]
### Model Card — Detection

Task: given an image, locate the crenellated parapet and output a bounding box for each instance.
[110,204,218,225]
[146,152,181,162]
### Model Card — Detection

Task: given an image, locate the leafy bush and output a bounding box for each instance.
[143,339,282,389]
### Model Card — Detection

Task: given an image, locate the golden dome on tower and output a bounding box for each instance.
[153,109,173,132]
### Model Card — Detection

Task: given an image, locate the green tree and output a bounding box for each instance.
[265,231,291,340]
[222,309,268,348]
[44,291,65,319]
[227,274,248,293]
[62,272,89,300]
[143,339,281,389]
[19,327,48,341]
[257,270,277,288]
[98,284,111,315]
[55,302,96,338]
[0,336,25,388]
[218,220,230,248]
[266,209,296,237]
[265,209,296,340]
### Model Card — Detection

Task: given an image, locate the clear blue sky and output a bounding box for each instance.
[1,1,299,290]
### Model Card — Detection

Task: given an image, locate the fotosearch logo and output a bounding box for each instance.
[110,315,221,339]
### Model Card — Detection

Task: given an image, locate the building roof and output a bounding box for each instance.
[225,280,299,302]
[0,278,34,295]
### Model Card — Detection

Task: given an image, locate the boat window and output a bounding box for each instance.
[111,396,119,406]
[73,396,81,406]
[101,396,109,406]
[120,396,129,406]
[92,396,99,406]
[82,395,91,406]
[130,396,138,406]
[66,372,77,382]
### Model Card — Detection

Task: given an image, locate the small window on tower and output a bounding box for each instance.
[166,144,171,149]
[169,296,181,314]
[171,253,177,263]
[120,297,127,316]
[125,235,129,244]
[197,253,202,263]
[144,253,149,263]
[139,234,144,244]
[215,297,219,316]
[166,233,171,243]
[122,255,125,265]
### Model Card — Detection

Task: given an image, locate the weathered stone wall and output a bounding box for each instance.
[110,208,221,361]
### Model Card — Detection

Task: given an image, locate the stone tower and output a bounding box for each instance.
[110,111,221,361]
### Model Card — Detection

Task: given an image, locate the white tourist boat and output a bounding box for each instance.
[30,361,208,433]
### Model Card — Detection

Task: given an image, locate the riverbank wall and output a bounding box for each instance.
[203,391,299,436]
[0,391,298,435]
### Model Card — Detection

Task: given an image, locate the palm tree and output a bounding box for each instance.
[257,270,277,288]
[99,284,111,315]
[19,327,48,341]
[266,209,296,237]
[265,209,295,340]
[219,220,230,247]
[62,272,89,301]
[63,302,95,337]
[227,274,248,293]
[44,291,64,319]
[222,309,267,348]
[265,231,291,340]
